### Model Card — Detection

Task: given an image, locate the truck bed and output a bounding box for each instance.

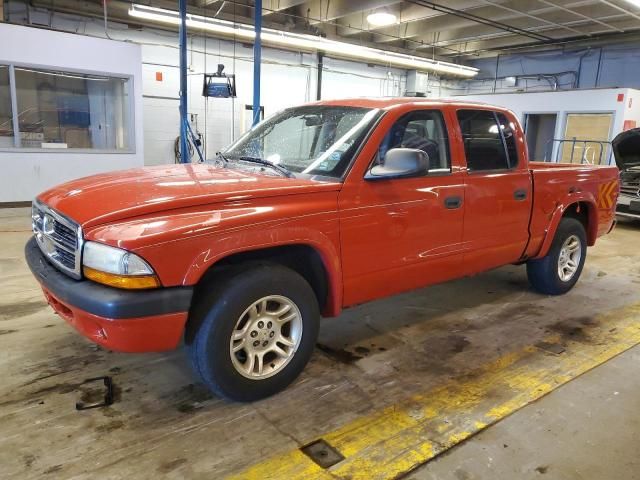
[527,161,619,258]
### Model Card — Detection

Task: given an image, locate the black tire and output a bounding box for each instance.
[185,263,320,402]
[526,217,587,295]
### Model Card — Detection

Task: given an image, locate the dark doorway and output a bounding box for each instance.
[525,113,557,161]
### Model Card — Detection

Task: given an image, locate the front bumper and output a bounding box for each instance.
[616,195,640,220]
[25,237,193,352]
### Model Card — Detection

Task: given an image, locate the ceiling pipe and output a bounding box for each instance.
[407,0,553,43]
[444,29,640,58]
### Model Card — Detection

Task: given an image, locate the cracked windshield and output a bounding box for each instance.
[223,105,380,178]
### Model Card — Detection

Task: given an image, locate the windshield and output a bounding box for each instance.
[223,106,380,179]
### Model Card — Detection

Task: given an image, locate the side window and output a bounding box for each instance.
[457,109,509,171]
[496,112,519,167]
[376,110,450,173]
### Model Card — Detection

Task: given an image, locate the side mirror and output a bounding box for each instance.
[366,148,429,179]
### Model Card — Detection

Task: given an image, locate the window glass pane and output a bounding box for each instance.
[14,68,131,150]
[457,109,509,171]
[377,110,450,173]
[496,112,519,167]
[0,65,13,147]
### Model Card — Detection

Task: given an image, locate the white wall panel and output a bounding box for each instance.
[0,23,144,202]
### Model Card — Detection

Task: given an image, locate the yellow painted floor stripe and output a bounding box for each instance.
[227,303,640,480]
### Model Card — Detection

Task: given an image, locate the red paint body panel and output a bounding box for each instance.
[31,98,619,353]
[41,286,187,352]
[526,161,618,258]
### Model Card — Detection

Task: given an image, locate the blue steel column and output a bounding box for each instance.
[179,0,189,162]
[252,0,262,126]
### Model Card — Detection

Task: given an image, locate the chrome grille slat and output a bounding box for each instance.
[53,223,77,248]
[32,200,83,279]
[48,234,76,254]
[56,249,76,269]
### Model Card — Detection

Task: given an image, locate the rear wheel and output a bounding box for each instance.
[526,217,587,295]
[186,264,320,402]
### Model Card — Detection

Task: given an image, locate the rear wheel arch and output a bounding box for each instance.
[527,216,587,295]
[536,199,597,259]
[563,201,597,245]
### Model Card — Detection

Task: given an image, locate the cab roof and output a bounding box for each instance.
[306,97,497,111]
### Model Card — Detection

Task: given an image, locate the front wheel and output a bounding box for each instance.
[186,264,320,402]
[526,217,587,295]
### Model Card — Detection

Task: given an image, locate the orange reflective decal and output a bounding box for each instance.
[597,180,618,209]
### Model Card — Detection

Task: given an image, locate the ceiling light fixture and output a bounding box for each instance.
[366,11,398,27]
[623,0,640,7]
[128,4,478,78]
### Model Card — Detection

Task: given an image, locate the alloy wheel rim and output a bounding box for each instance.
[229,295,303,380]
[558,235,582,282]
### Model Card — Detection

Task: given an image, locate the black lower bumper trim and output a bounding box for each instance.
[25,237,193,319]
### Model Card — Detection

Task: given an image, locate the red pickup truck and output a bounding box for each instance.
[26,98,619,401]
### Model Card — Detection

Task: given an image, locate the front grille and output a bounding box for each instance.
[32,200,83,279]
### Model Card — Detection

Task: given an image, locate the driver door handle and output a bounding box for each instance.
[444,196,462,209]
[514,189,528,201]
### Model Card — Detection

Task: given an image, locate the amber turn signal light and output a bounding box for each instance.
[83,266,161,290]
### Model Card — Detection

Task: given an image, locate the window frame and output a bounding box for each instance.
[224,105,383,180]
[366,108,453,180]
[457,108,520,174]
[0,61,135,154]
[495,111,519,169]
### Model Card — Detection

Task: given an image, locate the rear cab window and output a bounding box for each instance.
[457,109,519,171]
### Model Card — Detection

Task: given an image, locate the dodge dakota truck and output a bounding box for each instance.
[26,98,620,401]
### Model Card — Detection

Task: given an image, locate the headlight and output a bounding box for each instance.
[82,241,160,289]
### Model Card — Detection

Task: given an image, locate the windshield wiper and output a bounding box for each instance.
[215,151,229,165]
[231,156,294,178]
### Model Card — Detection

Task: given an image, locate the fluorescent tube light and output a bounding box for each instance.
[128,4,478,78]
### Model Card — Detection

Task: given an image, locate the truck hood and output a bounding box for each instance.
[612,128,640,171]
[38,164,342,228]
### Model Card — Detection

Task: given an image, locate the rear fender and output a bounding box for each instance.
[533,196,598,260]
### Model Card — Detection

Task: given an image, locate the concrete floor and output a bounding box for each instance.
[1,207,639,479]
[408,344,640,480]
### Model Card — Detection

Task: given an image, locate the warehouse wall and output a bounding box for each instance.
[460,44,640,95]
[0,22,143,202]
[9,5,407,167]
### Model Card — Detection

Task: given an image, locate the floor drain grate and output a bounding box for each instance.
[301,439,345,469]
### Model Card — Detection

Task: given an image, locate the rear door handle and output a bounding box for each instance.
[444,196,462,209]
[514,189,528,201]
